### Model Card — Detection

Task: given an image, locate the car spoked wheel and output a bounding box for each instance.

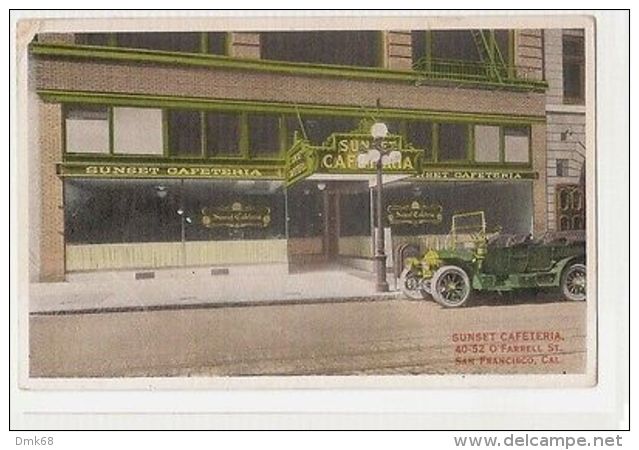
[399,268,430,300]
[561,263,586,301]
[431,266,471,308]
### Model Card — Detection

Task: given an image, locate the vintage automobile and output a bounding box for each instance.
[399,211,586,308]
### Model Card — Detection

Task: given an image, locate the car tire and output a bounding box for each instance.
[399,268,430,300]
[431,265,472,308]
[561,263,586,301]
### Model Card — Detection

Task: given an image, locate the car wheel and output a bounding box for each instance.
[561,263,586,301]
[399,268,430,300]
[431,265,472,308]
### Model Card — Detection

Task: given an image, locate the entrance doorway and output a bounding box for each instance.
[286,180,372,272]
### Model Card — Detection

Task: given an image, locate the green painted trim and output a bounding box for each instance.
[200,32,209,54]
[39,90,547,124]
[239,112,249,159]
[30,42,548,92]
[432,123,439,163]
[468,123,475,162]
[200,111,207,157]
[499,126,506,163]
[108,106,114,155]
[162,110,169,158]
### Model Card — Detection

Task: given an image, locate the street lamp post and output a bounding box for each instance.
[357,122,402,293]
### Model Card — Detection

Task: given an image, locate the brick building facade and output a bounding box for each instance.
[28,29,558,283]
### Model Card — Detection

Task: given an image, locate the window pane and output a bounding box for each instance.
[65,105,109,154]
[261,31,379,67]
[438,123,468,161]
[206,112,241,157]
[406,121,432,159]
[183,180,286,241]
[563,63,583,99]
[504,127,530,163]
[113,107,163,155]
[432,30,481,62]
[287,116,357,147]
[207,32,226,55]
[76,33,111,46]
[411,31,427,67]
[248,115,280,157]
[168,110,202,157]
[494,30,510,62]
[563,36,585,103]
[474,125,500,162]
[65,179,182,244]
[116,32,201,53]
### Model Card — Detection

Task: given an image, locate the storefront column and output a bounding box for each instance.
[38,101,66,281]
[531,122,548,236]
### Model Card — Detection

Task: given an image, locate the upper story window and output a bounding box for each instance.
[65,105,110,154]
[438,123,469,161]
[115,32,201,53]
[74,32,227,55]
[113,107,164,155]
[168,110,202,157]
[432,30,482,62]
[248,114,281,158]
[563,33,585,105]
[260,31,380,67]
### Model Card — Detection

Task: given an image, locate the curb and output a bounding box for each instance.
[30,292,403,316]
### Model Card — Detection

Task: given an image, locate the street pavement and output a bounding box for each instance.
[29,294,587,377]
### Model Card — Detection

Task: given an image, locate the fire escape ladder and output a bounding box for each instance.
[471,30,507,84]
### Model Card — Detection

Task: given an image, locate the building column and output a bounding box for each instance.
[385,31,413,71]
[38,101,66,281]
[531,122,548,236]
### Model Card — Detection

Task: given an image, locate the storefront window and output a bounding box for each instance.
[115,32,201,53]
[261,31,380,67]
[168,110,202,157]
[385,181,533,236]
[437,123,468,161]
[206,112,241,157]
[504,127,530,163]
[113,107,163,155]
[65,179,183,244]
[474,125,501,163]
[406,121,432,159]
[248,114,281,158]
[65,105,110,154]
[183,180,286,241]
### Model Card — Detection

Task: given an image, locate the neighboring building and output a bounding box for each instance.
[28,29,549,282]
[543,29,587,232]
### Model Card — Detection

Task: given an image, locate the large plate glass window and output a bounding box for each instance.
[65,105,110,154]
[113,107,163,155]
[287,116,357,147]
[438,123,468,161]
[168,110,202,157]
[504,126,530,163]
[474,125,500,163]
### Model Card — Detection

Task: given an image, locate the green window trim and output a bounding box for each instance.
[59,94,535,169]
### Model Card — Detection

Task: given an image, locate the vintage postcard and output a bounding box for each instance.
[15,12,598,391]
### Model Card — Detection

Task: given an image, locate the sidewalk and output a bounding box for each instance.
[29,265,401,314]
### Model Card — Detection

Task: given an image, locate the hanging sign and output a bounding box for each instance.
[285,139,317,187]
[387,201,443,226]
[200,202,271,229]
[316,133,422,175]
